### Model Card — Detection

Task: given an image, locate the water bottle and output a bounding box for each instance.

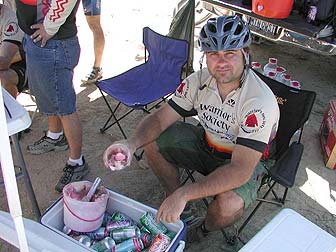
[274,67,286,82]
[290,80,301,89]
[279,74,291,86]
[263,58,277,76]
[266,71,276,80]
[251,61,262,73]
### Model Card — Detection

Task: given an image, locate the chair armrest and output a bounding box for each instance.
[269,142,304,188]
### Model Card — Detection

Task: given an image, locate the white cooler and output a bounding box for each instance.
[239,208,336,252]
[40,187,186,252]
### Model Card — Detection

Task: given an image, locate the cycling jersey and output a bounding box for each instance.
[0,4,24,45]
[15,0,80,39]
[169,68,279,158]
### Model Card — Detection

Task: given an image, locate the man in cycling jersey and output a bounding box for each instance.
[103,15,279,242]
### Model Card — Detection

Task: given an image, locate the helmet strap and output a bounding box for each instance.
[199,53,205,69]
[240,49,250,86]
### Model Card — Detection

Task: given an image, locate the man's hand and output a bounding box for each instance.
[156,190,187,224]
[30,23,53,47]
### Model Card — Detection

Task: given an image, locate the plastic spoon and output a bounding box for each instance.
[82,177,101,202]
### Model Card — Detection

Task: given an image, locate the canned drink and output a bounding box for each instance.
[91,237,116,252]
[62,225,82,236]
[111,212,132,222]
[165,231,177,240]
[139,212,168,236]
[62,225,72,235]
[140,225,151,234]
[113,237,144,252]
[110,226,141,243]
[140,232,153,248]
[71,235,92,247]
[86,227,109,240]
[102,212,114,226]
[148,233,171,252]
[106,220,133,232]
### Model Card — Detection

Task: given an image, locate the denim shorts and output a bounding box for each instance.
[23,35,80,116]
[156,122,270,209]
[82,0,101,15]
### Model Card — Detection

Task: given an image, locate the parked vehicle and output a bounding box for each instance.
[198,0,336,56]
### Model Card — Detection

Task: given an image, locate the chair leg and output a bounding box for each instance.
[11,134,41,219]
[98,90,134,138]
[237,181,277,235]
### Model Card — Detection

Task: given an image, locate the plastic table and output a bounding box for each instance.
[0,210,91,252]
[1,88,41,218]
[239,208,336,252]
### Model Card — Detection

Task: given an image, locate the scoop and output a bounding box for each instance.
[81,177,101,202]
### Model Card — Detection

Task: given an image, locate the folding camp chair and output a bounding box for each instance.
[96,27,189,159]
[181,69,316,245]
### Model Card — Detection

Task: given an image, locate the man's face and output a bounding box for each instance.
[206,49,245,86]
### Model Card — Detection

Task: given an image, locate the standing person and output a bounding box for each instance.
[81,0,105,85]
[0,3,26,98]
[103,15,279,242]
[15,0,89,192]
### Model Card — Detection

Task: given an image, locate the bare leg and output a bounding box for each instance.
[0,69,19,98]
[205,191,244,231]
[47,116,63,133]
[85,15,105,68]
[144,141,180,196]
[57,112,83,159]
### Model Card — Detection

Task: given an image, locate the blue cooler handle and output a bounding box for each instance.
[174,240,185,252]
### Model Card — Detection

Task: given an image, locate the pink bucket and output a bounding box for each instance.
[62,181,109,232]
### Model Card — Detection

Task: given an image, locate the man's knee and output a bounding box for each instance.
[211,191,244,220]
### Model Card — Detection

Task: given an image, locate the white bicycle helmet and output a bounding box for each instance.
[198,15,252,52]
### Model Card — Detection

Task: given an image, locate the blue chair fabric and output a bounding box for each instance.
[96,27,189,138]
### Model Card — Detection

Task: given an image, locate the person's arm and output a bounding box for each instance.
[30,0,78,47]
[103,103,182,169]
[156,144,262,223]
[0,41,19,70]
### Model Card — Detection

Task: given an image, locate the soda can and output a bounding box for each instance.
[62,225,72,235]
[140,225,150,234]
[62,225,82,236]
[106,220,133,232]
[148,233,171,252]
[165,231,177,240]
[102,212,114,227]
[110,226,141,243]
[86,227,109,240]
[140,232,153,248]
[91,237,116,252]
[139,212,168,236]
[71,235,92,247]
[111,212,131,222]
[113,237,144,252]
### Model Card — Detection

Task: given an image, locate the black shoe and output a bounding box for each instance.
[55,157,89,193]
[186,217,207,243]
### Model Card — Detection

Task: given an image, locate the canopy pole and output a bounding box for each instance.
[0,86,29,252]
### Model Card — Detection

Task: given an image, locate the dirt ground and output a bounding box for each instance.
[1,1,336,251]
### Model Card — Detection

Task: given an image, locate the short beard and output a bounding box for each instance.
[214,72,241,86]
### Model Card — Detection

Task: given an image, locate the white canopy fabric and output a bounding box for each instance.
[0,86,29,252]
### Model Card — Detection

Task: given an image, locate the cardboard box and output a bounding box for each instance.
[319,100,336,169]
[40,187,186,252]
